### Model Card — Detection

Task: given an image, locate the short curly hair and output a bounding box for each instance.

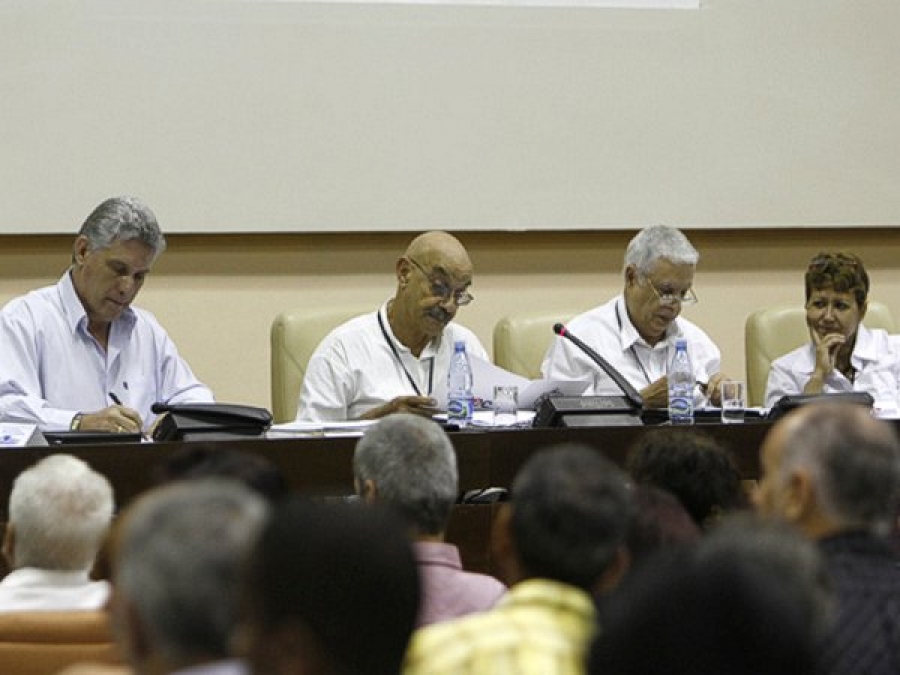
[804,252,869,307]
[626,428,746,528]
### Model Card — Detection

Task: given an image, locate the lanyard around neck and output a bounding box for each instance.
[377,310,434,396]
[615,302,653,386]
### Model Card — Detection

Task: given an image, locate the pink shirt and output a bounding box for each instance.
[414,541,506,628]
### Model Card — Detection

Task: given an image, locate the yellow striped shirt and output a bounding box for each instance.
[403,578,596,675]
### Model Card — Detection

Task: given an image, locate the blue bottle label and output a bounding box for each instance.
[448,397,474,420]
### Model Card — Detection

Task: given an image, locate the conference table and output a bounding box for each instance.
[0,420,774,577]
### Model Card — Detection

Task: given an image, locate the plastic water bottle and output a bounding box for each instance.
[447,340,474,427]
[668,338,694,426]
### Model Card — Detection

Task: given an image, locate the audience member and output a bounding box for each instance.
[757,402,900,675]
[765,252,900,408]
[624,485,700,568]
[0,196,213,432]
[354,414,505,627]
[110,479,268,675]
[542,224,727,408]
[238,499,419,675]
[296,230,487,421]
[590,514,830,675]
[403,444,634,675]
[626,427,747,528]
[0,455,113,612]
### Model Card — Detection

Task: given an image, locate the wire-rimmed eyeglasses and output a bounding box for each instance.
[407,257,474,306]
[643,276,698,307]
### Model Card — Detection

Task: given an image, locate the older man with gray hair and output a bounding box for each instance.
[0,195,213,433]
[756,402,900,675]
[354,414,505,627]
[110,479,268,675]
[542,224,726,408]
[0,454,113,612]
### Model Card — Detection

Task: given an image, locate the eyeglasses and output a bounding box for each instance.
[407,257,474,306]
[643,276,698,307]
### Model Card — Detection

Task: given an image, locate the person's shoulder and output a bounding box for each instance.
[318,311,378,345]
[406,608,504,669]
[771,341,811,368]
[565,297,618,332]
[862,325,896,349]
[1,282,57,315]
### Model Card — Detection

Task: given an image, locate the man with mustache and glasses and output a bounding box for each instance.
[0,196,213,434]
[542,224,727,409]
[296,231,487,421]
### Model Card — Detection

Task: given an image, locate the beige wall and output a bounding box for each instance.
[2,228,900,411]
[3,0,899,233]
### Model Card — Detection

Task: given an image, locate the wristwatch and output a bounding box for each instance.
[70,413,84,431]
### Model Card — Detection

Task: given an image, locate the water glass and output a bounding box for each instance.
[720,380,746,424]
[492,385,519,426]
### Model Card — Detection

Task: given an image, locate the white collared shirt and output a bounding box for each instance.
[296,302,488,421]
[0,272,213,430]
[765,324,900,408]
[541,295,721,401]
[0,567,109,613]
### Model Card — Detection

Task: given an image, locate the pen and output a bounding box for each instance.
[109,392,123,406]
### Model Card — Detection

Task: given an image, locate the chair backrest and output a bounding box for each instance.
[270,305,371,423]
[493,309,585,380]
[0,610,121,675]
[744,301,896,407]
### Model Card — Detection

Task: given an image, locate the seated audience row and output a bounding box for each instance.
[0,399,898,675]
[0,196,893,427]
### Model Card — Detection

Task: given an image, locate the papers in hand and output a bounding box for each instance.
[432,354,589,410]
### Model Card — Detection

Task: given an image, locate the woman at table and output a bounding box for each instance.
[765,252,900,409]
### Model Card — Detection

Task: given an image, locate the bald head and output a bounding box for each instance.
[404,231,473,274]
[757,402,900,536]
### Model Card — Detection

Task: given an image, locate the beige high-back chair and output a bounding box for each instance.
[0,610,122,675]
[270,305,371,423]
[744,301,896,407]
[493,309,585,379]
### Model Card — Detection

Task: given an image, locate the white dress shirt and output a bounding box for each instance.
[170,660,248,675]
[541,295,721,403]
[0,272,214,431]
[0,568,109,613]
[765,325,900,408]
[297,302,488,421]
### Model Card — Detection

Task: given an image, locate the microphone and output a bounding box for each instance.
[552,323,644,409]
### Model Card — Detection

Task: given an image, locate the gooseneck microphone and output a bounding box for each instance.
[553,323,644,409]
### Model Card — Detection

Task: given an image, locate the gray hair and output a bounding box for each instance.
[115,479,268,663]
[623,224,699,276]
[9,454,114,571]
[778,403,900,534]
[76,196,167,261]
[353,414,457,536]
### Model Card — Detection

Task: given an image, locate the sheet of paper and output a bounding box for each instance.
[267,419,379,438]
[0,423,44,447]
[433,355,589,410]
